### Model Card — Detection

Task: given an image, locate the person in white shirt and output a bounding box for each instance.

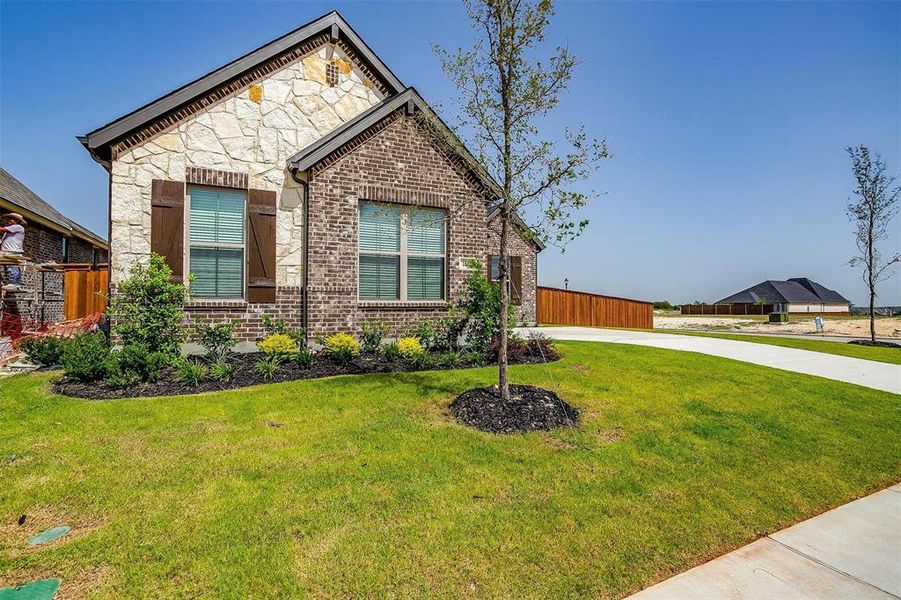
[0,213,26,290]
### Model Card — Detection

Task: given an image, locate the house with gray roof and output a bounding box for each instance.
[715,278,850,315]
[78,11,541,341]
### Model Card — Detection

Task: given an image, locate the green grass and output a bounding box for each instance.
[669,331,901,365]
[2,341,899,598]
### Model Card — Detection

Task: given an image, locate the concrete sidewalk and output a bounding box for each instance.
[630,485,901,599]
[519,327,901,394]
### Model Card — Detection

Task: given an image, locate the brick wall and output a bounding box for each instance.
[487,217,539,325]
[184,286,302,342]
[1,221,107,324]
[307,113,490,336]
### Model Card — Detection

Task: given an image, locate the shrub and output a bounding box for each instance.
[396,336,425,359]
[324,333,360,364]
[383,342,401,362]
[61,332,110,383]
[257,333,298,359]
[107,253,188,358]
[19,336,66,366]
[360,320,386,354]
[295,347,315,369]
[456,260,515,355]
[414,315,464,353]
[104,366,140,389]
[114,343,170,383]
[256,355,282,380]
[174,358,206,386]
[209,358,237,382]
[434,351,460,368]
[412,351,435,370]
[461,350,487,366]
[526,331,558,360]
[195,321,237,360]
[261,315,305,345]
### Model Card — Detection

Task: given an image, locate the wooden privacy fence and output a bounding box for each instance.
[681,303,773,315]
[537,286,653,329]
[64,264,108,321]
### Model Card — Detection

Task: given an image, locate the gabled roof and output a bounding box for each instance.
[79,11,406,165]
[716,279,849,305]
[288,87,502,199]
[0,166,107,248]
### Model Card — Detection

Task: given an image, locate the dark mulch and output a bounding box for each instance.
[449,384,579,434]
[53,351,558,400]
[848,339,900,349]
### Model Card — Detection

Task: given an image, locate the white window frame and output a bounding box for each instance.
[357,201,447,302]
[185,185,247,300]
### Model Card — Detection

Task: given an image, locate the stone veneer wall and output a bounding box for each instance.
[109,44,382,289]
[306,114,490,336]
[108,45,383,342]
[487,217,538,325]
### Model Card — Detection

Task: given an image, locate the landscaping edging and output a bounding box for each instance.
[53,351,560,400]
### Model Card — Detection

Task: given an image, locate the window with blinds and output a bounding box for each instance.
[359,201,446,301]
[188,187,245,298]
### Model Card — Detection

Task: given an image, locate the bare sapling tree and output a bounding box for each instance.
[436,0,608,401]
[846,145,900,342]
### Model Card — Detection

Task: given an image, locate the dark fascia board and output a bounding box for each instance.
[486,206,546,252]
[79,11,405,154]
[289,87,503,200]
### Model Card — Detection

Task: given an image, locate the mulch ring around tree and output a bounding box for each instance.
[449,384,579,434]
[847,339,901,349]
[52,351,559,400]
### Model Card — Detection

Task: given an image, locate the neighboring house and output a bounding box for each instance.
[0,166,109,322]
[715,278,851,315]
[79,11,541,341]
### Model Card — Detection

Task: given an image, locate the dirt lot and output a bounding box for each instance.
[655,315,901,338]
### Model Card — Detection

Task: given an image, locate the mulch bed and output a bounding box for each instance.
[53,350,559,400]
[449,384,579,434]
[848,339,900,349]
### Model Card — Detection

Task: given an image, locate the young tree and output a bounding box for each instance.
[436,0,608,401]
[846,145,900,342]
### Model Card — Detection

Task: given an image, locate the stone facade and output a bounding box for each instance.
[110,44,382,287]
[105,39,540,342]
[487,217,539,325]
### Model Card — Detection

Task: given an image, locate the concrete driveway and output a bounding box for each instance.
[519,327,901,394]
[630,484,901,599]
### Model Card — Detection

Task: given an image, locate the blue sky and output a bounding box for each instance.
[1,1,899,305]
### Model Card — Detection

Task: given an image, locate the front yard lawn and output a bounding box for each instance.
[672,331,901,365]
[2,341,899,597]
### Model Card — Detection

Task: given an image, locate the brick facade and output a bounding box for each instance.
[1,220,108,324]
[487,217,539,325]
[305,114,493,336]
[172,111,540,342]
[184,286,303,342]
[302,113,541,335]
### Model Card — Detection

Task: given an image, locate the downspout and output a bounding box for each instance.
[290,168,310,344]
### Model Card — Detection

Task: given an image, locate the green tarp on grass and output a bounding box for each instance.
[26,526,70,546]
[0,579,60,600]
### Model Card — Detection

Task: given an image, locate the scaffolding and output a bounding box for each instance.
[0,253,103,364]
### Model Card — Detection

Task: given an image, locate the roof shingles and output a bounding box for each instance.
[716,279,849,305]
[0,167,106,247]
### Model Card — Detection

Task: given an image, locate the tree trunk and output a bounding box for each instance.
[497,210,510,401]
[869,214,876,343]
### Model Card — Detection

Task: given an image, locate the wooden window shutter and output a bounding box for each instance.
[510,256,522,306]
[150,179,185,283]
[246,189,277,303]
